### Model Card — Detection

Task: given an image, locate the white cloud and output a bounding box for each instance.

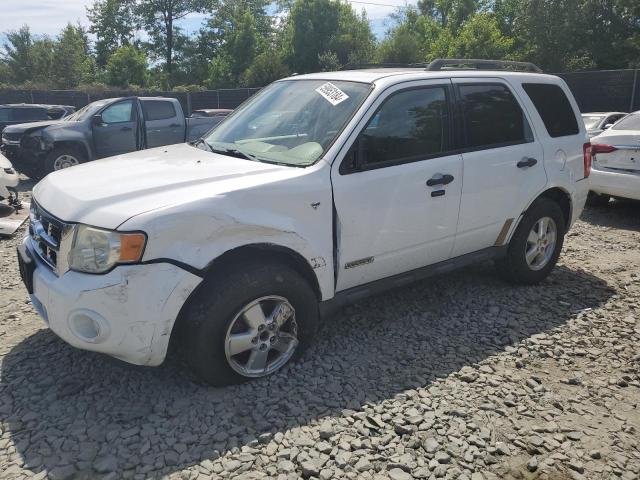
[0,0,91,37]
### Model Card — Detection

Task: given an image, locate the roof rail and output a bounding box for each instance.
[341,62,429,70]
[426,58,543,73]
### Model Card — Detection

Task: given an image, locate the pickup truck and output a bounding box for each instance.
[17,59,590,386]
[2,96,220,177]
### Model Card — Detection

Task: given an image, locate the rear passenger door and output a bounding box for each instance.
[451,79,546,257]
[142,100,185,147]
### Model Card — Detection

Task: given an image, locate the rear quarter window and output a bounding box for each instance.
[612,113,640,131]
[522,83,580,137]
[142,101,177,121]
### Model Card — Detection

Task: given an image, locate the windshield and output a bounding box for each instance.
[64,101,109,122]
[203,79,371,166]
[582,115,604,129]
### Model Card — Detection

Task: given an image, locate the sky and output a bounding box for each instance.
[0,0,416,43]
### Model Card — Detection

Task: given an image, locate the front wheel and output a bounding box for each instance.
[183,262,318,386]
[44,147,85,176]
[495,198,565,285]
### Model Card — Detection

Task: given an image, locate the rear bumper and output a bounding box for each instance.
[590,166,640,201]
[25,239,202,366]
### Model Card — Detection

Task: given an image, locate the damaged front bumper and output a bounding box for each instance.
[24,238,203,366]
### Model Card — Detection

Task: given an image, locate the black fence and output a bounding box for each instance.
[557,69,640,113]
[0,70,638,114]
[0,87,262,115]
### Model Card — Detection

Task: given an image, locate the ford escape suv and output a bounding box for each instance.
[17,59,591,386]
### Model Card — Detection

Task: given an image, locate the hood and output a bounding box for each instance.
[33,143,302,228]
[2,120,65,135]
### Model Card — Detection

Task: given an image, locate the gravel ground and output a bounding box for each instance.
[0,185,639,480]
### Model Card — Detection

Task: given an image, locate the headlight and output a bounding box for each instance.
[68,225,146,274]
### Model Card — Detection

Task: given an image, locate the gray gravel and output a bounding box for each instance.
[1,186,639,480]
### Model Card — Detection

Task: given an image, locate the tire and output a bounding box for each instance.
[586,191,610,208]
[495,197,565,285]
[183,262,319,386]
[43,147,85,176]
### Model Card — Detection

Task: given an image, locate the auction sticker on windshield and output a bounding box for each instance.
[316,82,349,106]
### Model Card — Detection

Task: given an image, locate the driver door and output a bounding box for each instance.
[93,99,137,158]
[331,80,463,291]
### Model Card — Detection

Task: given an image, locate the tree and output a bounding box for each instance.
[51,24,94,88]
[242,51,289,86]
[449,13,513,59]
[136,0,211,79]
[2,26,34,84]
[106,45,148,87]
[287,0,375,72]
[87,0,138,67]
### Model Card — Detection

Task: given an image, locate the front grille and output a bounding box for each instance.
[29,202,73,275]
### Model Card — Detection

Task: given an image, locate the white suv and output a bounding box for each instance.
[17,60,590,386]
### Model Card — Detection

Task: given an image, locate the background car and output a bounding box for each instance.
[588,111,640,205]
[0,152,19,207]
[582,111,627,138]
[0,104,76,133]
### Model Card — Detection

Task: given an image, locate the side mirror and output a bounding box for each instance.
[603,123,613,130]
[92,114,104,125]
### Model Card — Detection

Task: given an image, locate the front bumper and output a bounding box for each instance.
[23,239,202,366]
[590,166,640,201]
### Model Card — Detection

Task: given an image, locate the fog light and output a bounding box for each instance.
[68,309,109,343]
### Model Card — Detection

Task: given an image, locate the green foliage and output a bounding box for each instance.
[288,0,375,72]
[87,0,138,66]
[2,0,640,91]
[242,51,290,87]
[136,0,212,78]
[106,45,148,87]
[3,26,34,84]
[448,13,513,59]
[50,24,94,88]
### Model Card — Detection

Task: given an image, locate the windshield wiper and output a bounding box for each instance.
[191,138,213,152]
[210,145,261,163]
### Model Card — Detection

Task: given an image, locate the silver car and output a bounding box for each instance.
[582,111,627,138]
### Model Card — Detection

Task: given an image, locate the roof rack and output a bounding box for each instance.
[426,58,543,73]
[341,62,429,70]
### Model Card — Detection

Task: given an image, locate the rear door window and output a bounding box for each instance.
[458,84,532,149]
[142,101,177,121]
[522,83,580,137]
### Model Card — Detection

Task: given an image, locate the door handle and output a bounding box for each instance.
[426,174,454,187]
[121,126,133,132]
[169,123,181,128]
[431,190,445,197]
[517,157,537,168]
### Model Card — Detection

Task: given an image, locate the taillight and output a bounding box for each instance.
[582,143,592,179]
[591,143,618,154]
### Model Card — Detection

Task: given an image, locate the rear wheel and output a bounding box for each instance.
[496,198,565,285]
[183,262,318,386]
[44,147,85,176]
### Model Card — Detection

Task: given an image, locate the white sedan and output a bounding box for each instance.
[589,111,640,205]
